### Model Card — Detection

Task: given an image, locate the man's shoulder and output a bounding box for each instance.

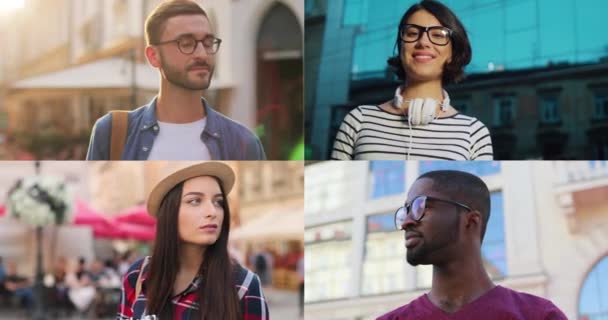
[92,105,148,129]
[210,109,258,141]
[376,295,425,320]
[498,286,553,304]
[494,286,567,318]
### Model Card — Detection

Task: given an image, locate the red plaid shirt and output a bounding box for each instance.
[117,257,269,320]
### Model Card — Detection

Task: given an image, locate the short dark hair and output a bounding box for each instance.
[387,0,472,84]
[145,0,208,45]
[417,170,491,242]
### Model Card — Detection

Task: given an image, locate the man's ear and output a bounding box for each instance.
[465,210,482,233]
[145,46,161,68]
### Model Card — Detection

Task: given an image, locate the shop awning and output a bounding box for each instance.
[231,205,303,241]
[11,58,159,91]
[10,58,233,91]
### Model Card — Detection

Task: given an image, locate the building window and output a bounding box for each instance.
[111,0,128,39]
[591,141,608,161]
[305,221,354,302]
[482,192,508,278]
[370,161,405,199]
[579,255,608,319]
[342,0,368,26]
[305,0,314,15]
[540,97,560,123]
[305,162,354,215]
[594,95,608,119]
[419,161,501,177]
[305,0,325,17]
[361,212,407,295]
[493,96,516,126]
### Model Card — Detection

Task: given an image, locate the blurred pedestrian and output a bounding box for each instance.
[0,256,6,282]
[4,261,35,308]
[65,258,96,314]
[253,247,272,287]
[297,250,304,317]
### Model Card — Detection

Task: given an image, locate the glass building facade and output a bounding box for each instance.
[343,0,608,79]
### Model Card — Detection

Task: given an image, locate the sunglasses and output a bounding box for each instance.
[394,195,473,230]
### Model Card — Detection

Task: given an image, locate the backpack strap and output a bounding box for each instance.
[110,111,129,160]
[134,256,150,301]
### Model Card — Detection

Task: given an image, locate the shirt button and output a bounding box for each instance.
[213,132,219,137]
[153,126,159,131]
[142,146,149,152]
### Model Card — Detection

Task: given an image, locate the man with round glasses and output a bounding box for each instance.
[378,170,566,319]
[87,0,265,160]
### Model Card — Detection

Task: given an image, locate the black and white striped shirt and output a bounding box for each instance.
[331,105,493,160]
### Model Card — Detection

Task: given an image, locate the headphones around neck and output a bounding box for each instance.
[392,86,451,126]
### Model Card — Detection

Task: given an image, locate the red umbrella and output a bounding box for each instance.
[90,221,126,239]
[73,200,110,224]
[73,201,156,241]
[114,222,156,241]
[73,199,124,238]
[114,205,156,227]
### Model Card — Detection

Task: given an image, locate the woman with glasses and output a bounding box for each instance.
[332,0,493,160]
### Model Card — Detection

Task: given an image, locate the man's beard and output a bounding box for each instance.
[406,224,459,266]
[159,54,214,91]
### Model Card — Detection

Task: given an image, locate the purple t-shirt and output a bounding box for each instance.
[376,286,567,320]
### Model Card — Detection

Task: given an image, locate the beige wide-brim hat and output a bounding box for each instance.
[147,162,235,217]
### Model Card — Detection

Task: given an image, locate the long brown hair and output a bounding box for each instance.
[146,178,241,320]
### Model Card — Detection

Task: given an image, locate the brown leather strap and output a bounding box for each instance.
[134,256,150,300]
[110,111,129,160]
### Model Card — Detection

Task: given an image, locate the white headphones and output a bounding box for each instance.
[392,86,451,126]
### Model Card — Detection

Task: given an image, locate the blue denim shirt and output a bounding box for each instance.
[86,97,266,160]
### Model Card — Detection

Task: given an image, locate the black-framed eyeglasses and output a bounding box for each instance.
[400,24,453,46]
[394,195,472,230]
[155,35,222,55]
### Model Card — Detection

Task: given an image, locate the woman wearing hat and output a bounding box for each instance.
[117,162,269,320]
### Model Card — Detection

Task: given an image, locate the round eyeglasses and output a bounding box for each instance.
[155,35,222,55]
[394,195,473,230]
[400,24,453,46]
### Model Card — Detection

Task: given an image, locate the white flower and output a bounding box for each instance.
[6,175,74,227]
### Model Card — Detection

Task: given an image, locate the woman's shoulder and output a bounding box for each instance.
[441,112,488,127]
[234,263,256,282]
[233,263,261,289]
[123,256,150,281]
[345,103,405,121]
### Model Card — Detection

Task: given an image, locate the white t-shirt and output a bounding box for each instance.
[147,117,211,160]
